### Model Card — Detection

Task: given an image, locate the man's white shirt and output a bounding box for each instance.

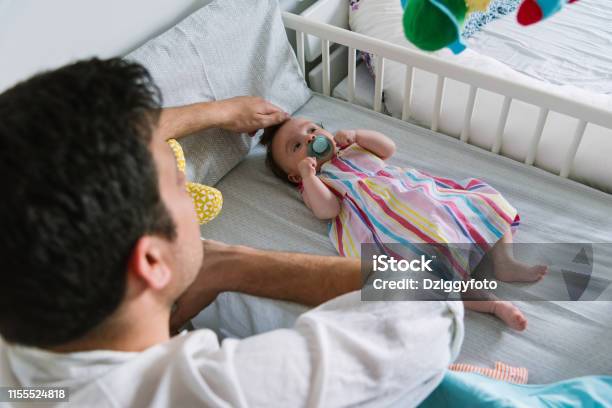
[0,292,463,407]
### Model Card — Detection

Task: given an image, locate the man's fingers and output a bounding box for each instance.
[259,111,289,128]
[260,100,283,114]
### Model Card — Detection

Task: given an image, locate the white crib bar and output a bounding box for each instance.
[401,66,413,121]
[560,120,587,178]
[373,55,385,113]
[296,31,305,76]
[431,75,444,132]
[347,47,356,104]
[525,107,549,166]
[460,85,477,143]
[321,39,331,96]
[282,12,612,129]
[492,96,511,154]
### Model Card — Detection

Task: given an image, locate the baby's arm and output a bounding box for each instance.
[335,129,396,160]
[299,157,341,220]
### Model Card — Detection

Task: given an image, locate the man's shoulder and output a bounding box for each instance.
[168,328,220,350]
[0,330,225,407]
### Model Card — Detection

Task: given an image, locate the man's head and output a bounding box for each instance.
[260,117,335,184]
[0,58,202,348]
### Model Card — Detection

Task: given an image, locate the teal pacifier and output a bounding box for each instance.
[307,135,333,161]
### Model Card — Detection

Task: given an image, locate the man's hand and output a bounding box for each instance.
[334,130,357,147]
[298,157,317,180]
[214,96,289,134]
[156,97,289,142]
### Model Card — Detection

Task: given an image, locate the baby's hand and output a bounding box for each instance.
[298,157,317,179]
[334,130,357,147]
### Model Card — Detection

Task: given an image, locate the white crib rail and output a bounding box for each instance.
[282,12,612,180]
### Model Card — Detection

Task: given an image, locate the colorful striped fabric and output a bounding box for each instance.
[318,143,520,278]
[449,362,529,384]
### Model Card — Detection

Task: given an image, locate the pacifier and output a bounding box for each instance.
[307,135,334,161]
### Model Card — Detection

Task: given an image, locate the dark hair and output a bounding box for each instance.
[0,58,176,347]
[260,121,295,185]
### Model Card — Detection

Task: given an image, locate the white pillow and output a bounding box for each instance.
[349,0,612,193]
[128,0,311,186]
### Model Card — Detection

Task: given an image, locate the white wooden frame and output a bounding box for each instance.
[283,12,612,183]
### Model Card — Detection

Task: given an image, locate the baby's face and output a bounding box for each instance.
[271,117,336,183]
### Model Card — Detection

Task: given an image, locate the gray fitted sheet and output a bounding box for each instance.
[193,94,612,384]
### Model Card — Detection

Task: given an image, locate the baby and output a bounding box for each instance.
[260,117,548,330]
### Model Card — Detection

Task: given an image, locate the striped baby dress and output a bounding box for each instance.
[317,143,520,279]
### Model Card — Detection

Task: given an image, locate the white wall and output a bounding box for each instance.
[0,0,318,92]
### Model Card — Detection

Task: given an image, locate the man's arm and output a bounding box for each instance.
[188,293,463,407]
[168,243,464,406]
[170,240,361,332]
[156,96,289,141]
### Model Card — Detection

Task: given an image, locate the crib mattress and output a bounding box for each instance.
[192,94,612,384]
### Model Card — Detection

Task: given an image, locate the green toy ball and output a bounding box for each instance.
[402,0,468,54]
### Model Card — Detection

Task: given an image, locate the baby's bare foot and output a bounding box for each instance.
[493,301,527,331]
[494,259,548,283]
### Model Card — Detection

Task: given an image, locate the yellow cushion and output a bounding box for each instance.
[187,182,223,224]
[167,139,186,173]
[167,139,223,224]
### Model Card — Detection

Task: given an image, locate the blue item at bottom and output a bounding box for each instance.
[419,371,612,408]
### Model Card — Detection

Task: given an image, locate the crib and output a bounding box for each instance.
[282,2,612,187]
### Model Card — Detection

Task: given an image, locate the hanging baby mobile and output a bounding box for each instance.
[401,0,580,54]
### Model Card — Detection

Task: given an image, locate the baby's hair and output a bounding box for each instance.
[260,121,295,185]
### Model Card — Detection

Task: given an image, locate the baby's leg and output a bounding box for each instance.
[464,300,527,331]
[490,230,547,282]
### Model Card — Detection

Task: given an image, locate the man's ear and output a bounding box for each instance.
[127,236,172,291]
[288,173,301,184]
